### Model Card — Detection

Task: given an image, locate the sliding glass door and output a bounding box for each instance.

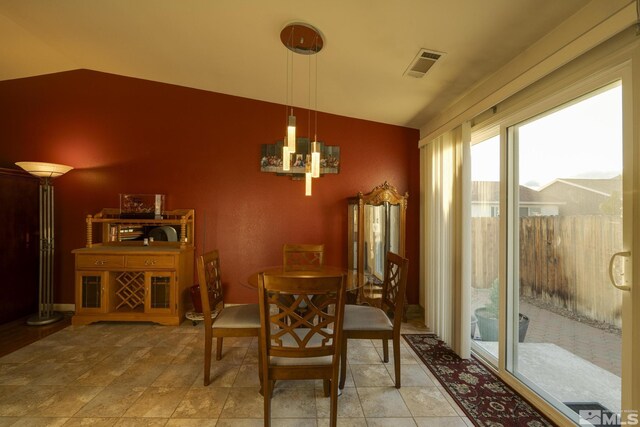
[470,134,501,363]
[506,82,629,424]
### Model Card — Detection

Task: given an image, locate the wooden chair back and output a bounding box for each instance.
[196,250,261,386]
[196,250,225,329]
[282,243,325,271]
[338,252,409,390]
[380,252,409,329]
[258,272,346,426]
[259,273,345,360]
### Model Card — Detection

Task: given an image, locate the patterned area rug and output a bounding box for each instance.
[403,334,556,427]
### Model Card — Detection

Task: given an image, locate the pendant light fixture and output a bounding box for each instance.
[280,22,324,196]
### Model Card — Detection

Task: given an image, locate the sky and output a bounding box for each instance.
[471,84,622,188]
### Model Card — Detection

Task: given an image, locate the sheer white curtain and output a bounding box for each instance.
[420,123,471,358]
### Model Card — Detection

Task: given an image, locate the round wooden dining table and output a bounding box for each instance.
[245,266,362,303]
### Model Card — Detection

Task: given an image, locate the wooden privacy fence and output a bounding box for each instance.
[471,215,623,327]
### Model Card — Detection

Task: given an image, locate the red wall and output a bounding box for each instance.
[0,70,420,305]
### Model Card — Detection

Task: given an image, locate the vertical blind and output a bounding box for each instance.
[420,124,471,358]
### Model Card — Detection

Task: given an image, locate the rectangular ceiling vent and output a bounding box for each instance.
[404,48,444,78]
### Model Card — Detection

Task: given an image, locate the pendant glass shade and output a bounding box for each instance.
[16,161,73,178]
[311,153,320,178]
[311,141,320,178]
[287,115,296,153]
[282,146,290,171]
[305,172,312,196]
[305,154,312,196]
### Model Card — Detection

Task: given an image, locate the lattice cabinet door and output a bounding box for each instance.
[113,271,146,312]
[145,271,175,314]
[75,271,108,314]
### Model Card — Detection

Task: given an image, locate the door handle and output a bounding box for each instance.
[608,251,631,291]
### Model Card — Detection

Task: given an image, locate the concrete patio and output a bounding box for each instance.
[472,297,622,415]
[521,300,621,377]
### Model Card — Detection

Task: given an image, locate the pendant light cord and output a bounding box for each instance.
[314,36,319,144]
[308,48,312,153]
[289,28,294,117]
[636,0,640,35]
[286,27,294,122]
[285,31,289,128]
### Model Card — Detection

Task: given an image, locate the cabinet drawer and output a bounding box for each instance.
[77,255,125,269]
[125,255,175,268]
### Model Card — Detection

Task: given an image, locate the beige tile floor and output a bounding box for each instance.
[0,311,474,427]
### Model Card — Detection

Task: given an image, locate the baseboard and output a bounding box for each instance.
[53,303,422,315]
[54,303,75,313]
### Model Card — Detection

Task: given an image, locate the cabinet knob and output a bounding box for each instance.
[94,260,107,265]
[144,259,157,266]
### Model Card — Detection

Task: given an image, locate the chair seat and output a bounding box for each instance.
[270,355,333,366]
[212,303,260,329]
[343,304,393,331]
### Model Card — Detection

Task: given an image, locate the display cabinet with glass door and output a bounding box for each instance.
[348,182,407,306]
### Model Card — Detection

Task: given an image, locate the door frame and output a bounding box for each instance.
[500,63,635,423]
[467,56,638,424]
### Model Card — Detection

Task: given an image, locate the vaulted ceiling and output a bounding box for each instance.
[0,0,589,129]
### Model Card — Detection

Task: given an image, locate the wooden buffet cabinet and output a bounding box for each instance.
[72,209,195,326]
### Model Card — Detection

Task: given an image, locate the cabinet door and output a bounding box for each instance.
[0,169,39,323]
[145,271,175,314]
[351,183,407,308]
[76,271,107,313]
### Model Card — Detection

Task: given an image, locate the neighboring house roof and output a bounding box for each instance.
[519,186,553,203]
[534,176,622,215]
[544,175,621,196]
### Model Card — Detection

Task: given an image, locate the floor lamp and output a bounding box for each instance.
[15,161,73,326]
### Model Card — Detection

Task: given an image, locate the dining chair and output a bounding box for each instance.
[258,272,346,427]
[282,243,325,271]
[339,251,409,389]
[197,249,261,386]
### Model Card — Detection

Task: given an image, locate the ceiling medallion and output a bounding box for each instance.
[280,23,324,55]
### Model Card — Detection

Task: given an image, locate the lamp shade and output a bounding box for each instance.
[15,161,73,178]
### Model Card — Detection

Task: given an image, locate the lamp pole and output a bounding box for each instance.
[28,176,60,325]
